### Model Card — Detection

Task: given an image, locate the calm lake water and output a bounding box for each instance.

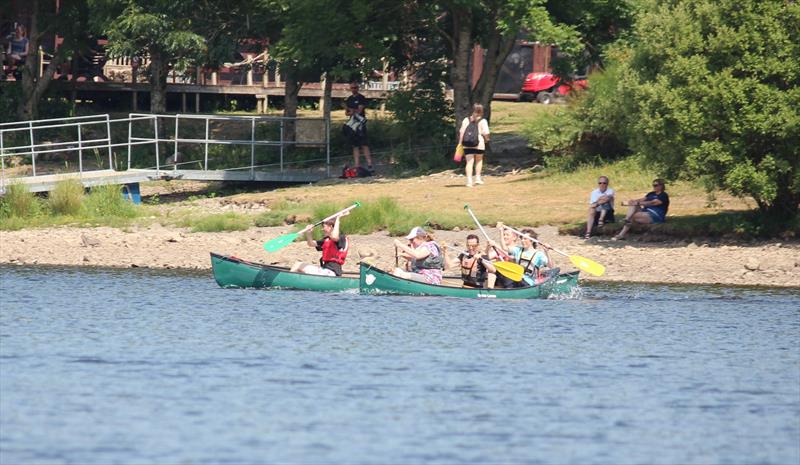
[1,265,798,465]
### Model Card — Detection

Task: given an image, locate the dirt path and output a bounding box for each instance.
[2,224,798,287]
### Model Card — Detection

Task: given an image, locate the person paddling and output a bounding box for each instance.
[392,227,444,284]
[490,224,552,286]
[443,234,497,289]
[290,211,350,276]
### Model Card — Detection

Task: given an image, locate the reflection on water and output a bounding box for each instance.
[1,265,799,465]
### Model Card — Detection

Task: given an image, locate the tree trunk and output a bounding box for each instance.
[283,66,303,146]
[449,8,473,135]
[149,49,169,114]
[321,73,333,122]
[17,0,64,120]
[473,26,517,124]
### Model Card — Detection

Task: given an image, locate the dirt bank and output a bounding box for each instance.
[2,224,798,287]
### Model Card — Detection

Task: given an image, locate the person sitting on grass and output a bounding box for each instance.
[392,227,444,284]
[443,234,497,289]
[585,175,615,239]
[290,212,349,276]
[613,178,670,240]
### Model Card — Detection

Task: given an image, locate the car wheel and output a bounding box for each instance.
[537,92,553,105]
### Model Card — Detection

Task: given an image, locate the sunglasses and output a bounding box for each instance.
[598,181,608,184]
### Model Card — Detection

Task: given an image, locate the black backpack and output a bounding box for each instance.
[462,118,479,147]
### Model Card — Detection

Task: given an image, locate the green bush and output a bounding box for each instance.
[0,183,40,218]
[84,184,138,218]
[48,179,85,216]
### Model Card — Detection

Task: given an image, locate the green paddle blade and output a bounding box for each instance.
[263,232,300,252]
[493,260,525,282]
[570,254,605,276]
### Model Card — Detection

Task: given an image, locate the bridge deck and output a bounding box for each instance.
[2,168,325,194]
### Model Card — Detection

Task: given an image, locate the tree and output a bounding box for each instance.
[430,0,581,128]
[13,0,92,119]
[616,0,799,219]
[95,0,206,113]
[269,0,405,140]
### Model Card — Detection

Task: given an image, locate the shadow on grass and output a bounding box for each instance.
[559,210,799,242]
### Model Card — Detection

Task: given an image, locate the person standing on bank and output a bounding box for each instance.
[584,175,615,239]
[613,179,670,240]
[345,82,372,172]
[458,103,490,187]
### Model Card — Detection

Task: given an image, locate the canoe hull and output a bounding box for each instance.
[359,263,579,299]
[210,253,358,292]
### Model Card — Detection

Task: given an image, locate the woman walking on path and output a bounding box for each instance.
[458,104,491,187]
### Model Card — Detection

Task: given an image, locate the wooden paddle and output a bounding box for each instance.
[502,224,606,277]
[263,202,360,252]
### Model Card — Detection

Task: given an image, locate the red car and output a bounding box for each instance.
[520,72,588,104]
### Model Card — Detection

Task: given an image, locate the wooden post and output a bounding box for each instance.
[246,68,253,86]
[132,91,138,111]
[181,93,187,112]
[195,93,200,112]
[274,64,281,87]
[211,71,218,86]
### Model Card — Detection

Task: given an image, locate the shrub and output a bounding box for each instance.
[0,183,40,218]
[84,184,139,218]
[48,179,85,216]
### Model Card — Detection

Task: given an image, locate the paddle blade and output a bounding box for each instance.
[263,232,299,252]
[493,260,525,282]
[570,255,606,277]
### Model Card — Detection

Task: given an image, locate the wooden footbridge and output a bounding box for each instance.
[0,113,334,200]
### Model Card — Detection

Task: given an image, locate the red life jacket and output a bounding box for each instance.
[320,236,348,265]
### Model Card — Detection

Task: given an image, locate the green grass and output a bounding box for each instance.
[48,179,84,216]
[0,183,41,218]
[0,182,141,230]
[262,197,475,239]
[84,185,139,218]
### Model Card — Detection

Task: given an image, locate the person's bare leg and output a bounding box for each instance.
[586,207,597,237]
[352,147,361,168]
[291,262,306,273]
[362,146,372,168]
[486,272,496,289]
[615,211,653,239]
[465,155,474,186]
[474,154,484,184]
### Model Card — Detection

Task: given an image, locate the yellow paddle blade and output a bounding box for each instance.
[570,255,606,277]
[493,260,525,282]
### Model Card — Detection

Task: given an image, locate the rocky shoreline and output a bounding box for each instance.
[2,224,798,288]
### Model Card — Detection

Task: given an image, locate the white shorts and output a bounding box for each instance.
[302,265,336,277]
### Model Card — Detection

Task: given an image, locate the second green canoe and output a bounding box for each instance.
[359,262,579,299]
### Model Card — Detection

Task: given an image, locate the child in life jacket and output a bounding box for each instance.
[290,212,350,276]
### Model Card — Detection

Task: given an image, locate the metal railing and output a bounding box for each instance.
[128,113,331,177]
[0,113,331,194]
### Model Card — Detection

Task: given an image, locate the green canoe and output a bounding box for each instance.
[359,262,579,299]
[210,253,358,291]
